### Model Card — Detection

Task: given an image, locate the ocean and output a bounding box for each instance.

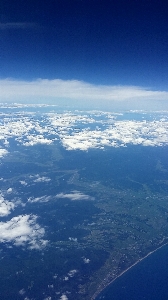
[96,244,168,300]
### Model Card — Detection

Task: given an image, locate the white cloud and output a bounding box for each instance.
[0,194,15,216]
[59,295,68,300]
[33,176,51,183]
[0,108,168,152]
[83,257,90,264]
[0,214,47,249]
[28,174,51,183]
[68,269,78,277]
[0,149,8,158]
[61,119,168,151]
[63,276,69,281]
[1,79,168,107]
[0,113,53,147]
[56,191,94,201]
[23,135,53,146]
[28,195,52,203]
[20,181,27,186]
[7,188,13,194]
[69,237,77,242]
[18,289,26,295]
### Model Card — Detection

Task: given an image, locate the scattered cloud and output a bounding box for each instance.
[0,214,47,249]
[0,107,168,152]
[61,119,168,151]
[56,191,94,201]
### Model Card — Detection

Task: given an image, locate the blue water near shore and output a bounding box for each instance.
[96,244,168,300]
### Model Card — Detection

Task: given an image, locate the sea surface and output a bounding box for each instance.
[96,244,168,300]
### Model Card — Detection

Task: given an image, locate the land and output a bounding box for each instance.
[66,171,168,299]
[1,142,168,300]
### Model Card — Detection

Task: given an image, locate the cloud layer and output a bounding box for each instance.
[1,79,168,108]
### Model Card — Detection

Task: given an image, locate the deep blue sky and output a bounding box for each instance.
[1,0,168,89]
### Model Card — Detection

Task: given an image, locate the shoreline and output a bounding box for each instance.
[91,240,168,300]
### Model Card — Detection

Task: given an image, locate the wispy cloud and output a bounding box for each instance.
[28,195,52,203]
[1,79,168,108]
[56,191,94,201]
[0,22,37,30]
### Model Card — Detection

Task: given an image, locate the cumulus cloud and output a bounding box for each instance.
[83,257,90,264]
[0,113,53,148]
[1,79,168,107]
[23,135,53,146]
[61,119,168,150]
[0,214,47,249]
[56,191,94,201]
[20,180,27,186]
[0,148,8,158]
[0,194,15,216]
[7,188,12,194]
[0,107,168,152]
[59,295,68,300]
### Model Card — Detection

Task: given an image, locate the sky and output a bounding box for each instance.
[1,0,168,109]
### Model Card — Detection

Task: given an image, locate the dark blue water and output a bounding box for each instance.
[96,244,168,300]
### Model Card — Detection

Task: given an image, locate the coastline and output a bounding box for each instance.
[91,240,168,300]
